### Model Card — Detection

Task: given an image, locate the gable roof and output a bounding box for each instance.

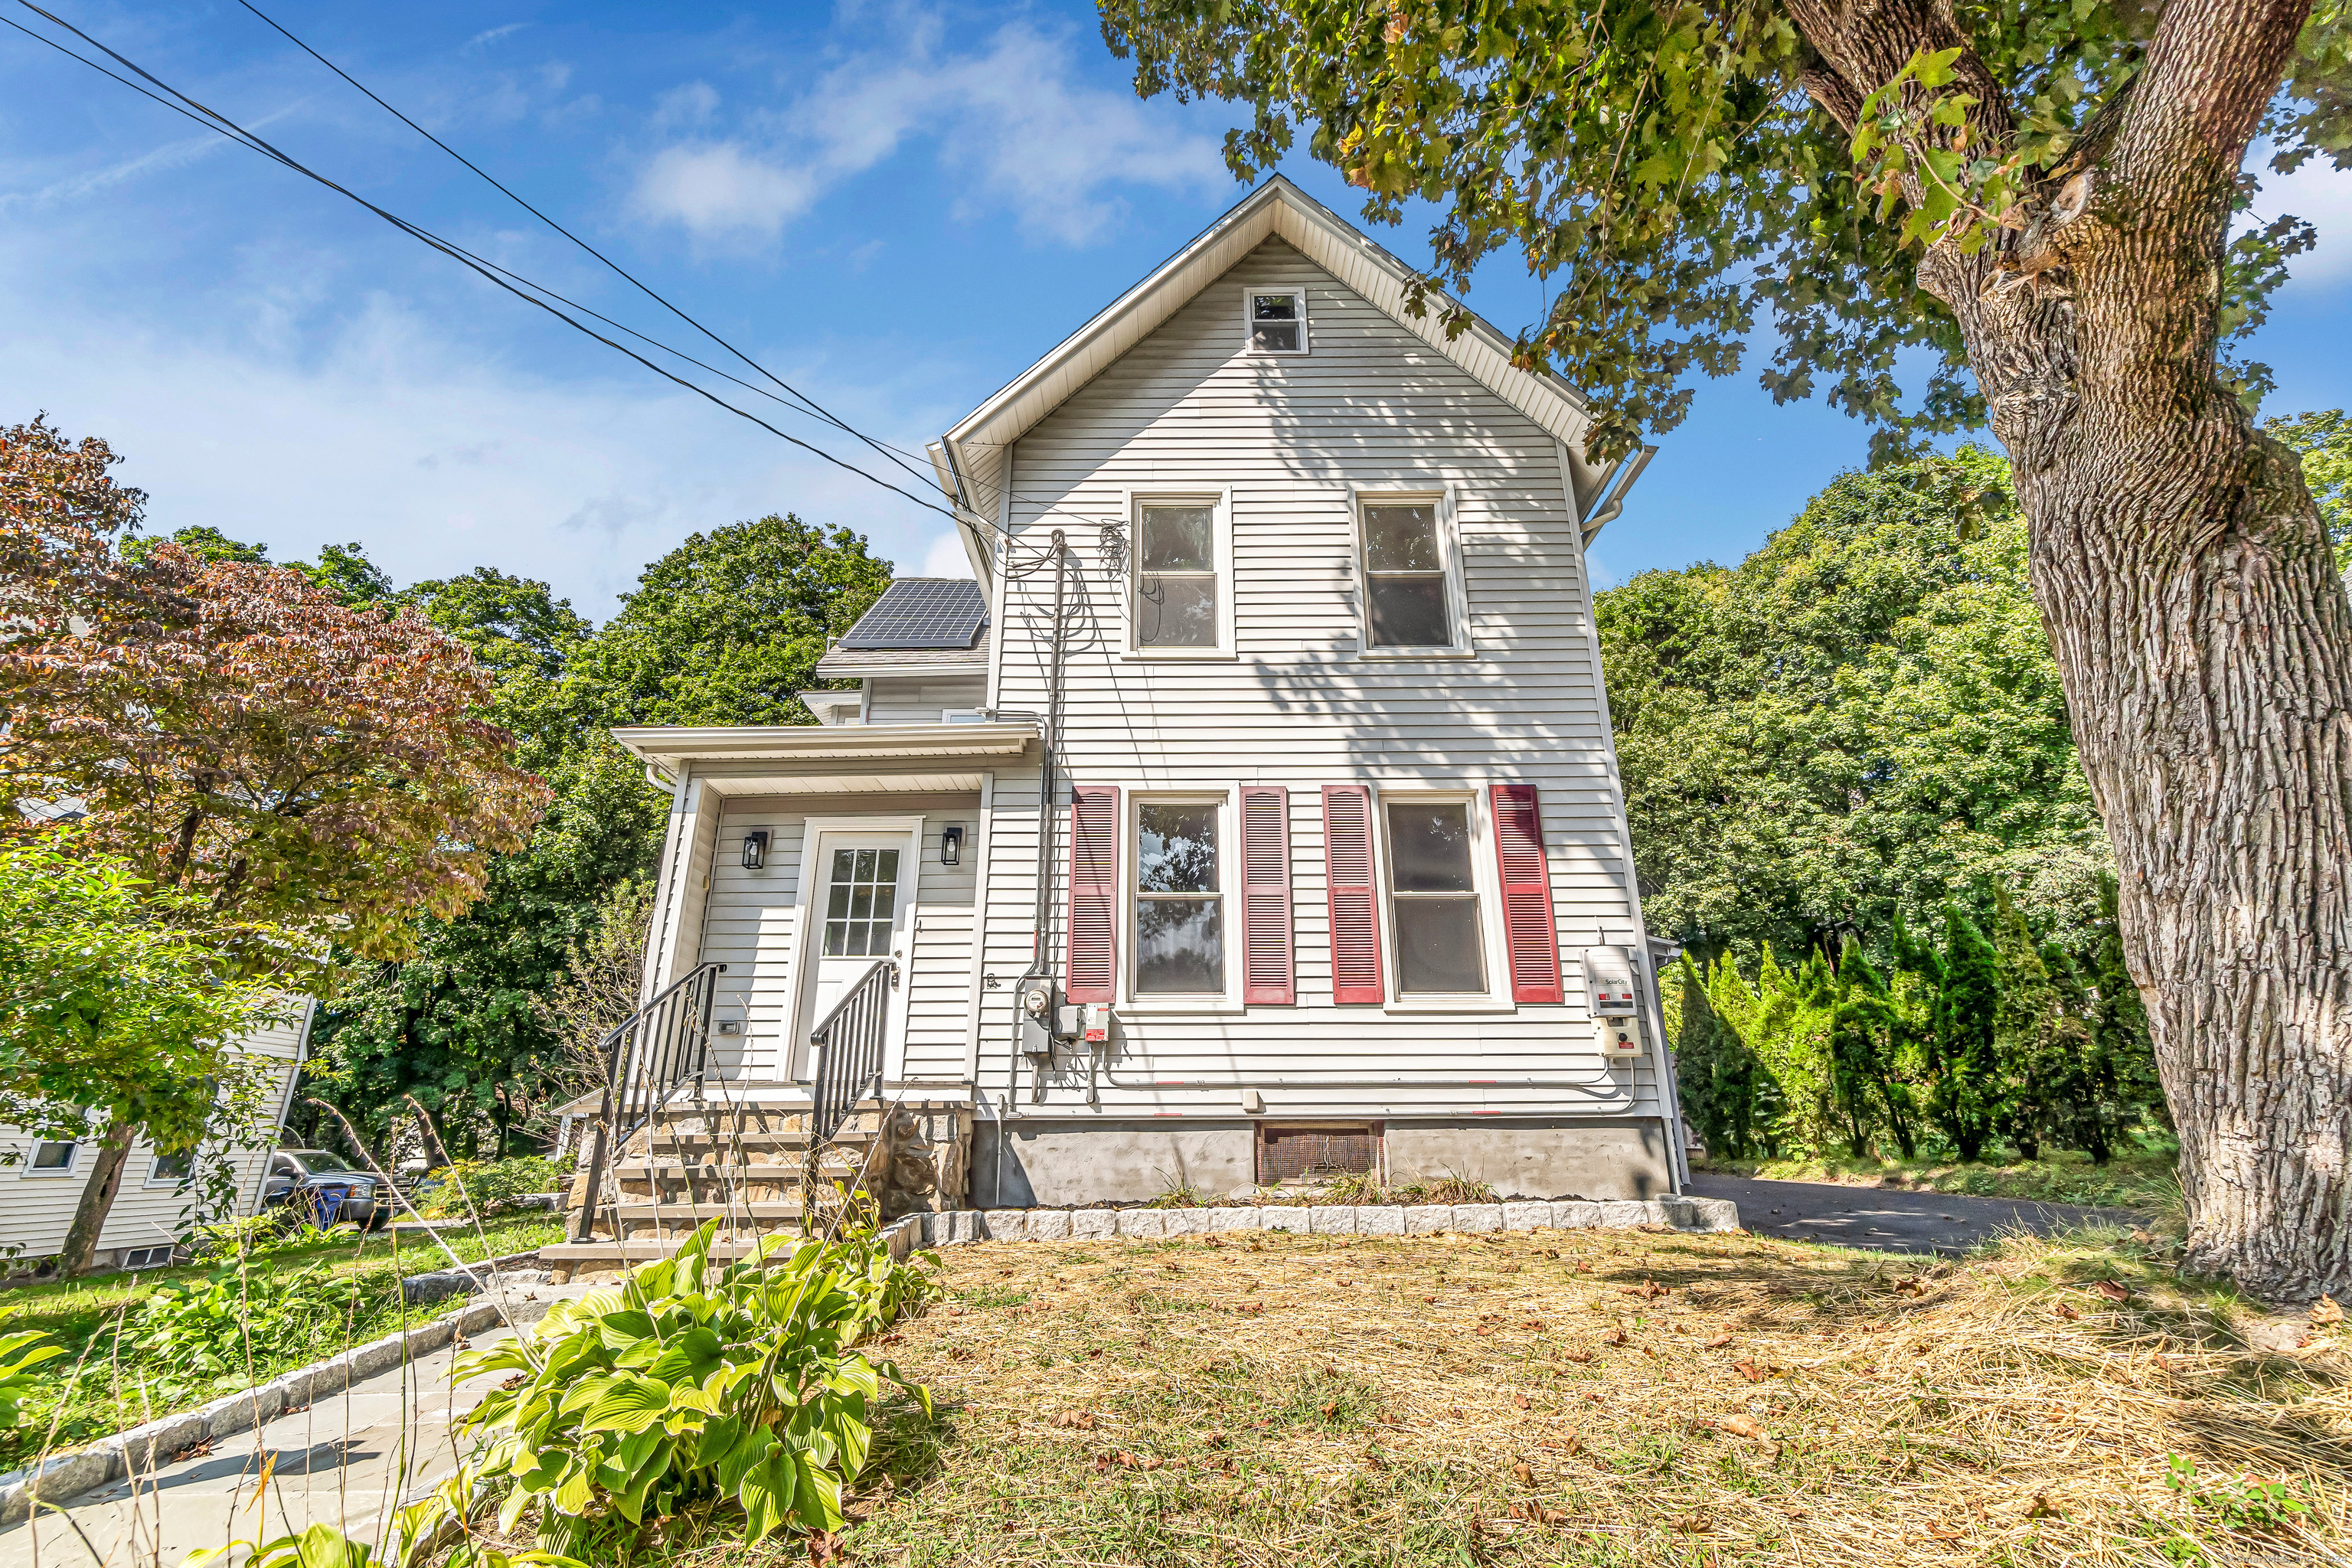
[926,175,1619,550]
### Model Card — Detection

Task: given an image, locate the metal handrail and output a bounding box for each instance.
[809,958,895,1142]
[571,960,727,1244]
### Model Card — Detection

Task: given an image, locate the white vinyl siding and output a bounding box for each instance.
[865,676,987,724]
[0,1001,311,1266]
[693,791,982,1086]
[975,234,1661,1121]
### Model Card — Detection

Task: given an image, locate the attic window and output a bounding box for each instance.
[1246,288,1307,353]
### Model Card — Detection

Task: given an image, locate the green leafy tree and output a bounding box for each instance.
[1830,938,1916,1158]
[1599,449,2107,963]
[0,835,284,1272]
[562,514,892,727]
[1673,956,1760,1159]
[1927,907,2005,1163]
[1102,0,2352,1298]
[305,518,890,1152]
[2263,410,2352,574]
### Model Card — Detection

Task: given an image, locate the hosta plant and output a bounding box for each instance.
[403,1219,935,1564]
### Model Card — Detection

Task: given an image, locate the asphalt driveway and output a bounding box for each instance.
[1686,1173,2147,1256]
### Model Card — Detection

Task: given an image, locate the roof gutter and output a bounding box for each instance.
[1579,444,1658,547]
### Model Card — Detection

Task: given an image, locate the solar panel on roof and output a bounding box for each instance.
[837,578,988,650]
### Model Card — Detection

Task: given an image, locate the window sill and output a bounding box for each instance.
[1119,649,1239,662]
[1353,645,1480,661]
[1117,998,1247,1017]
[1380,998,1518,1016]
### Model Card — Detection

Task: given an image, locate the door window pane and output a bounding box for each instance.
[1387,801,1485,993]
[1361,502,1453,648]
[822,846,900,958]
[1137,505,1219,648]
[1135,802,1223,993]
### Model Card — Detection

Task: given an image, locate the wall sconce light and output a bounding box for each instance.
[741,830,769,871]
[939,823,965,866]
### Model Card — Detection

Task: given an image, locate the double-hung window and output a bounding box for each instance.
[1357,493,1468,654]
[25,1140,77,1175]
[1245,287,1308,353]
[1128,492,1232,655]
[1134,800,1224,994]
[1383,799,1487,995]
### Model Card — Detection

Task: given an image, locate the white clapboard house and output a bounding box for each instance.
[0,1002,314,1272]
[577,176,1682,1245]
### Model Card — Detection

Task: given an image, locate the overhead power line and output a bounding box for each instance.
[7,0,980,532]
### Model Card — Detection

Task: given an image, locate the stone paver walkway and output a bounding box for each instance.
[0,1282,583,1568]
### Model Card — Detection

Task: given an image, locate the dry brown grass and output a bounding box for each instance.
[794,1225,2351,1566]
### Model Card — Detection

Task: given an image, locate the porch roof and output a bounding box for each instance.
[612,718,1037,780]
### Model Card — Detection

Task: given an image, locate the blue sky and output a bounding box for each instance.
[5,1,2348,619]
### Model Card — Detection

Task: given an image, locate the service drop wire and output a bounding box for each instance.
[7,0,968,532]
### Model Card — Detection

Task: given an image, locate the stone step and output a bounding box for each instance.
[600,1200,808,1221]
[611,1161,822,1181]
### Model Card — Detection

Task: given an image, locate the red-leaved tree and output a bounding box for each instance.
[1,416,549,1271]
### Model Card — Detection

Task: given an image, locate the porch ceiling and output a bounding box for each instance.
[700,770,992,795]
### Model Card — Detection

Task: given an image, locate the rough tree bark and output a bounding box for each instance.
[54,1119,139,1276]
[1793,0,2351,1298]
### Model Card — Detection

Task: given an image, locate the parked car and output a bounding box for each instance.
[261,1148,390,1230]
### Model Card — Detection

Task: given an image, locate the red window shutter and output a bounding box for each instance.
[1490,783,1563,1004]
[1321,785,1384,1004]
[1240,786,1295,1004]
[1065,785,1119,1003]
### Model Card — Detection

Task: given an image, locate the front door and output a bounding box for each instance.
[796,833,913,1078]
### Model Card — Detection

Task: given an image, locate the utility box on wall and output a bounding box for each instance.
[1583,946,1647,1058]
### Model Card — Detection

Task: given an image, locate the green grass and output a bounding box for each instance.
[0,1213,560,1473]
[1695,1141,2180,1215]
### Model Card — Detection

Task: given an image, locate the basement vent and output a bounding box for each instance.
[1257,1123,1380,1185]
[119,1245,175,1271]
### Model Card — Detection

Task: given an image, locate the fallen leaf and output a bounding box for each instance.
[2094,1280,2130,1303]
[1320,1401,1339,1419]
[1424,1295,1439,1305]
[1781,1507,1811,1519]
[1929,1524,1965,1541]
[2313,1295,2345,1327]
[1672,1512,1709,1534]
[1733,1360,1766,1383]
[1574,1260,1592,1273]
[1050,1411,1098,1429]
[1521,1318,1547,1331]
[1512,1460,1535,1485]
[2027,1494,2061,1520]
[1715,1414,1766,1440]
[1602,1328,1628,1347]
[1562,1432,1584,1456]
[1514,1393,1532,1411]
[1703,1333,1733,1348]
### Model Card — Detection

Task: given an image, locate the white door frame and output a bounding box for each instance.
[788,815,926,1083]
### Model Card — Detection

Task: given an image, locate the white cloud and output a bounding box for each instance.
[921,530,974,578]
[652,81,720,131]
[2255,152,2352,287]
[628,15,1224,247]
[629,141,818,242]
[466,23,531,51]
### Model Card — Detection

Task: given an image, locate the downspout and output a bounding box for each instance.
[1578,445,1657,545]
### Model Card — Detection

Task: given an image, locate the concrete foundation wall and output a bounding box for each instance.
[970,1116,1675,1206]
[1383,1118,1674,1200]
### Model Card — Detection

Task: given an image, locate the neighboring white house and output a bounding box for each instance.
[0,1000,313,1272]
[609,176,1683,1207]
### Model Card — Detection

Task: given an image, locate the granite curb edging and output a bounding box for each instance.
[913,1194,1740,1247]
[0,1256,549,1526]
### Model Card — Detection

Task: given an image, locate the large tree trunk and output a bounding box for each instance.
[55,1119,139,1276]
[1791,0,2352,1298]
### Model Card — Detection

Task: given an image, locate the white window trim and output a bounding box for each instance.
[1119,488,1237,661]
[1120,789,1246,1015]
[1348,484,1478,660]
[22,1140,80,1177]
[1241,283,1310,355]
[145,1148,194,1187]
[787,815,926,1083]
[1370,785,1516,1014]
